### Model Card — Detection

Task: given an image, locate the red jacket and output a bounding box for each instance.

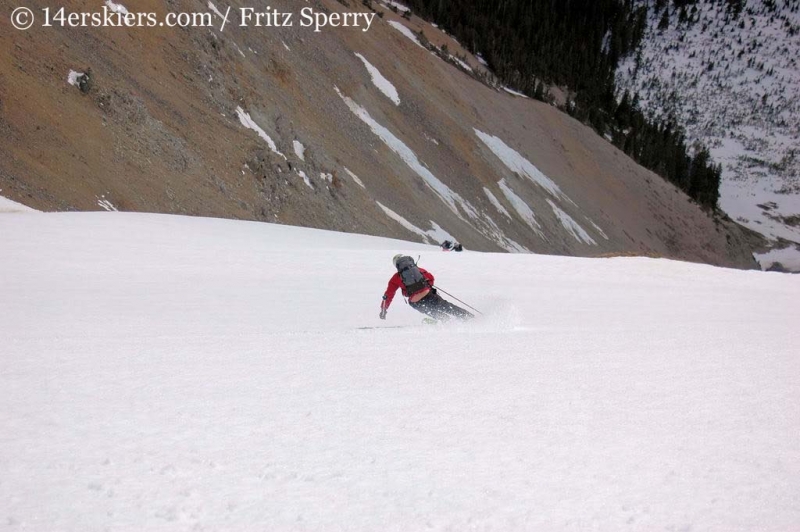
[381,268,434,310]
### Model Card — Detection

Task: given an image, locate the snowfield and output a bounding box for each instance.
[0,196,38,213]
[1,210,799,531]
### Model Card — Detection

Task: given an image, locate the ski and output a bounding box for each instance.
[357,319,438,330]
[356,325,411,330]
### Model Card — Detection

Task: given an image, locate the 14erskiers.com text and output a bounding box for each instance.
[35,6,376,33]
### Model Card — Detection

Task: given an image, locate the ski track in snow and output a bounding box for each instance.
[1,211,798,531]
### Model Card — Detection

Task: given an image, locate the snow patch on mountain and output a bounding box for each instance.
[503,87,529,99]
[0,194,38,213]
[104,0,128,15]
[450,56,473,72]
[498,179,544,239]
[96,196,118,212]
[344,168,366,189]
[547,199,596,246]
[296,170,313,189]
[355,53,401,105]
[388,21,425,49]
[334,89,536,252]
[376,202,453,244]
[293,140,306,161]
[336,87,477,220]
[475,129,565,200]
[753,245,800,272]
[587,218,609,240]
[483,187,512,219]
[382,0,409,12]
[67,70,84,87]
[235,107,286,159]
[482,219,530,253]
[207,1,224,20]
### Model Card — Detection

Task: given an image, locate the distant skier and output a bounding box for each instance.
[440,240,463,252]
[379,254,474,321]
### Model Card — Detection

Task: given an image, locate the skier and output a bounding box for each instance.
[440,240,464,252]
[379,254,474,321]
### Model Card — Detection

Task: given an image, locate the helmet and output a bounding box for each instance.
[392,254,404,268]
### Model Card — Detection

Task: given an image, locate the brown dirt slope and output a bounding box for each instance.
[0,0,763,268]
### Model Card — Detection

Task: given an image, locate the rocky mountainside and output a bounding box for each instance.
[616,0,800,269]
[0,0,763,268]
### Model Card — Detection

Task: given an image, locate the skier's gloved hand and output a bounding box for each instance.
[379,308,387,320]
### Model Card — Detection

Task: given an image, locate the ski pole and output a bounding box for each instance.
[432,285,484,315]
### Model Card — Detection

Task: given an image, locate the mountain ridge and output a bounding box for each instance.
[615,0,800,269]
[0,0,763,268]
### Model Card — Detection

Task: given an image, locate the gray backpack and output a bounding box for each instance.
[395,256,428,294]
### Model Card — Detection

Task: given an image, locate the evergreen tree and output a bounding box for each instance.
[404,0,721,208]
[659,9,670,31]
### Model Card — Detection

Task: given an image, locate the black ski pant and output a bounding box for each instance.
[409,290,474,321]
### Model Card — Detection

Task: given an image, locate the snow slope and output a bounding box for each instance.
[1,211,799,531]
[0,195,38,213]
